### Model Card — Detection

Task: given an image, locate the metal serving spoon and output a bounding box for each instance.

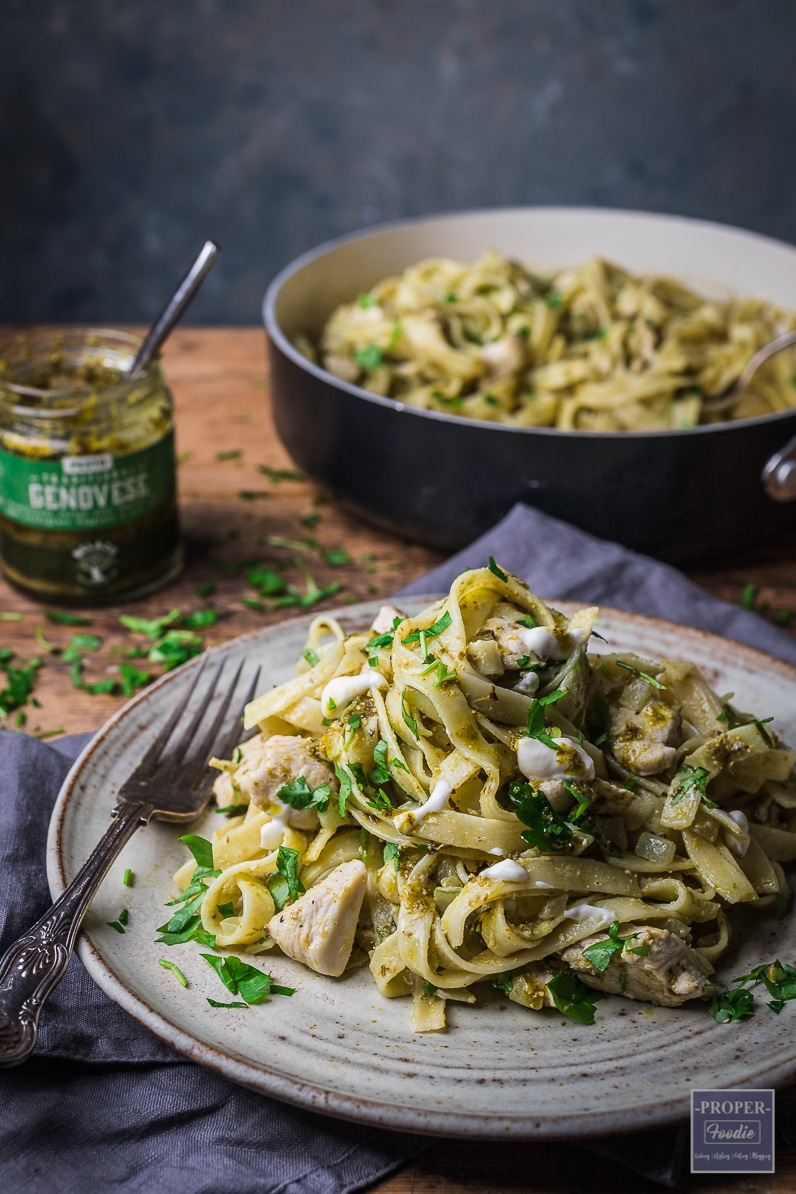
[700,327,796,416]
[125,240,220,380]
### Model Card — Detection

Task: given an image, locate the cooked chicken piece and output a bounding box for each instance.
[609,700,680,776]
[482,615,532,670]
[589,778,637,816]
[483,608,575,672]
[560,924,713,1007]
[481,335,526,379]
[370,604,404,636]
[218,733,335,827]
[267,859,368,977]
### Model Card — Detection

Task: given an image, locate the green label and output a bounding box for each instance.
[0,431,176,531]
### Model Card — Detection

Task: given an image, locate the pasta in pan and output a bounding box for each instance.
[170,566,796,1029]
[296,251,796,431]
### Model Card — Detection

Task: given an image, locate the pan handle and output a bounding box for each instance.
[763,434,796,501]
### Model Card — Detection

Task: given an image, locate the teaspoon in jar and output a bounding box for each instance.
[125,240,220,380]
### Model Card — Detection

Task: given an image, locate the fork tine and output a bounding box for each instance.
[174,656,244,788]
[132,653,211,782]
[156,654,226,781]
[187,664,262,795]
[214,665,261,759]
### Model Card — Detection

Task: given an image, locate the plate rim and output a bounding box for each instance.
[47,598,796,1139]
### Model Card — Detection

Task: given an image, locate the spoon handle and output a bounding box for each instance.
[126,240,220,380]
[736,327,796,391]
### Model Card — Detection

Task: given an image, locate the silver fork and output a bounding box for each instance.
[0,651,260,1067]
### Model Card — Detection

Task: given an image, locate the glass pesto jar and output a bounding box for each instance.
[0,328,183,603]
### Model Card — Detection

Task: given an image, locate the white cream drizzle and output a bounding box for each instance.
[565,902,616,928]
[519,625,585,661]
[480,859,528,883]
[517,734,595,782]
[260,807,291,851]
[321,669,388,718]
[259,793,319,850]
[393,779,452,834]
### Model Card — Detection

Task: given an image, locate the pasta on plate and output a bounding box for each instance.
[297,251,796,431]
[171,566,796,1030]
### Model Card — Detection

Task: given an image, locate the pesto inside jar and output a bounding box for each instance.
[0,328,182,603]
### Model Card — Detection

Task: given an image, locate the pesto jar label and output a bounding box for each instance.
[0,432,176,531]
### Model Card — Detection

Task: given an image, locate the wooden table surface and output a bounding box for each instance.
[3,326,796,1192]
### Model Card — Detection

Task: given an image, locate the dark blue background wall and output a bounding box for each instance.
[3,0,795,325]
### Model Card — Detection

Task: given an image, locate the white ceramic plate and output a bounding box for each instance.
[48,600,796,1139]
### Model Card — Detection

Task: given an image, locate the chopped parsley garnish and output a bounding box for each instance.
[524,688,568,749]
[65,631,116,695]
[354,344,385,372]
[751,717,775,748]
[158,958,188,987]
[44,610,94,625]
[546,972,603,1024]
[302,648,320,667]
[269,570,341,611]
[402,611,451,645]
[123,868,134,887]
[275,844,306,904]
[368,739,392,789]
[118,662,152,696]
[563,780,591,822]
[383,842,401,871]
[740,583,758,611]
[0,650,42,719]
[155,835,219,947]
[710,960,796,1022]
[509,781,573,852]
[487,557,507,581]
[669,765,714,808]
[321,548,351,566]
[247,565,286,596]
[107,908,129,934]
[147,630,205,670]
[581,921,646,971]
[333,763,353,818]
[119,609,182,641]
[275,776,331,813]
[177,834,216,881]
[401,691,420,739]
[491,969,520,996]
[615,659,666,690]
[258,465,305,483]
[201,954,294,1004]
[366,617,403,652]
[520,614,538,629]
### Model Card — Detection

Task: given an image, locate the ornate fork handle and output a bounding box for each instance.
[0,799,154,1067]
